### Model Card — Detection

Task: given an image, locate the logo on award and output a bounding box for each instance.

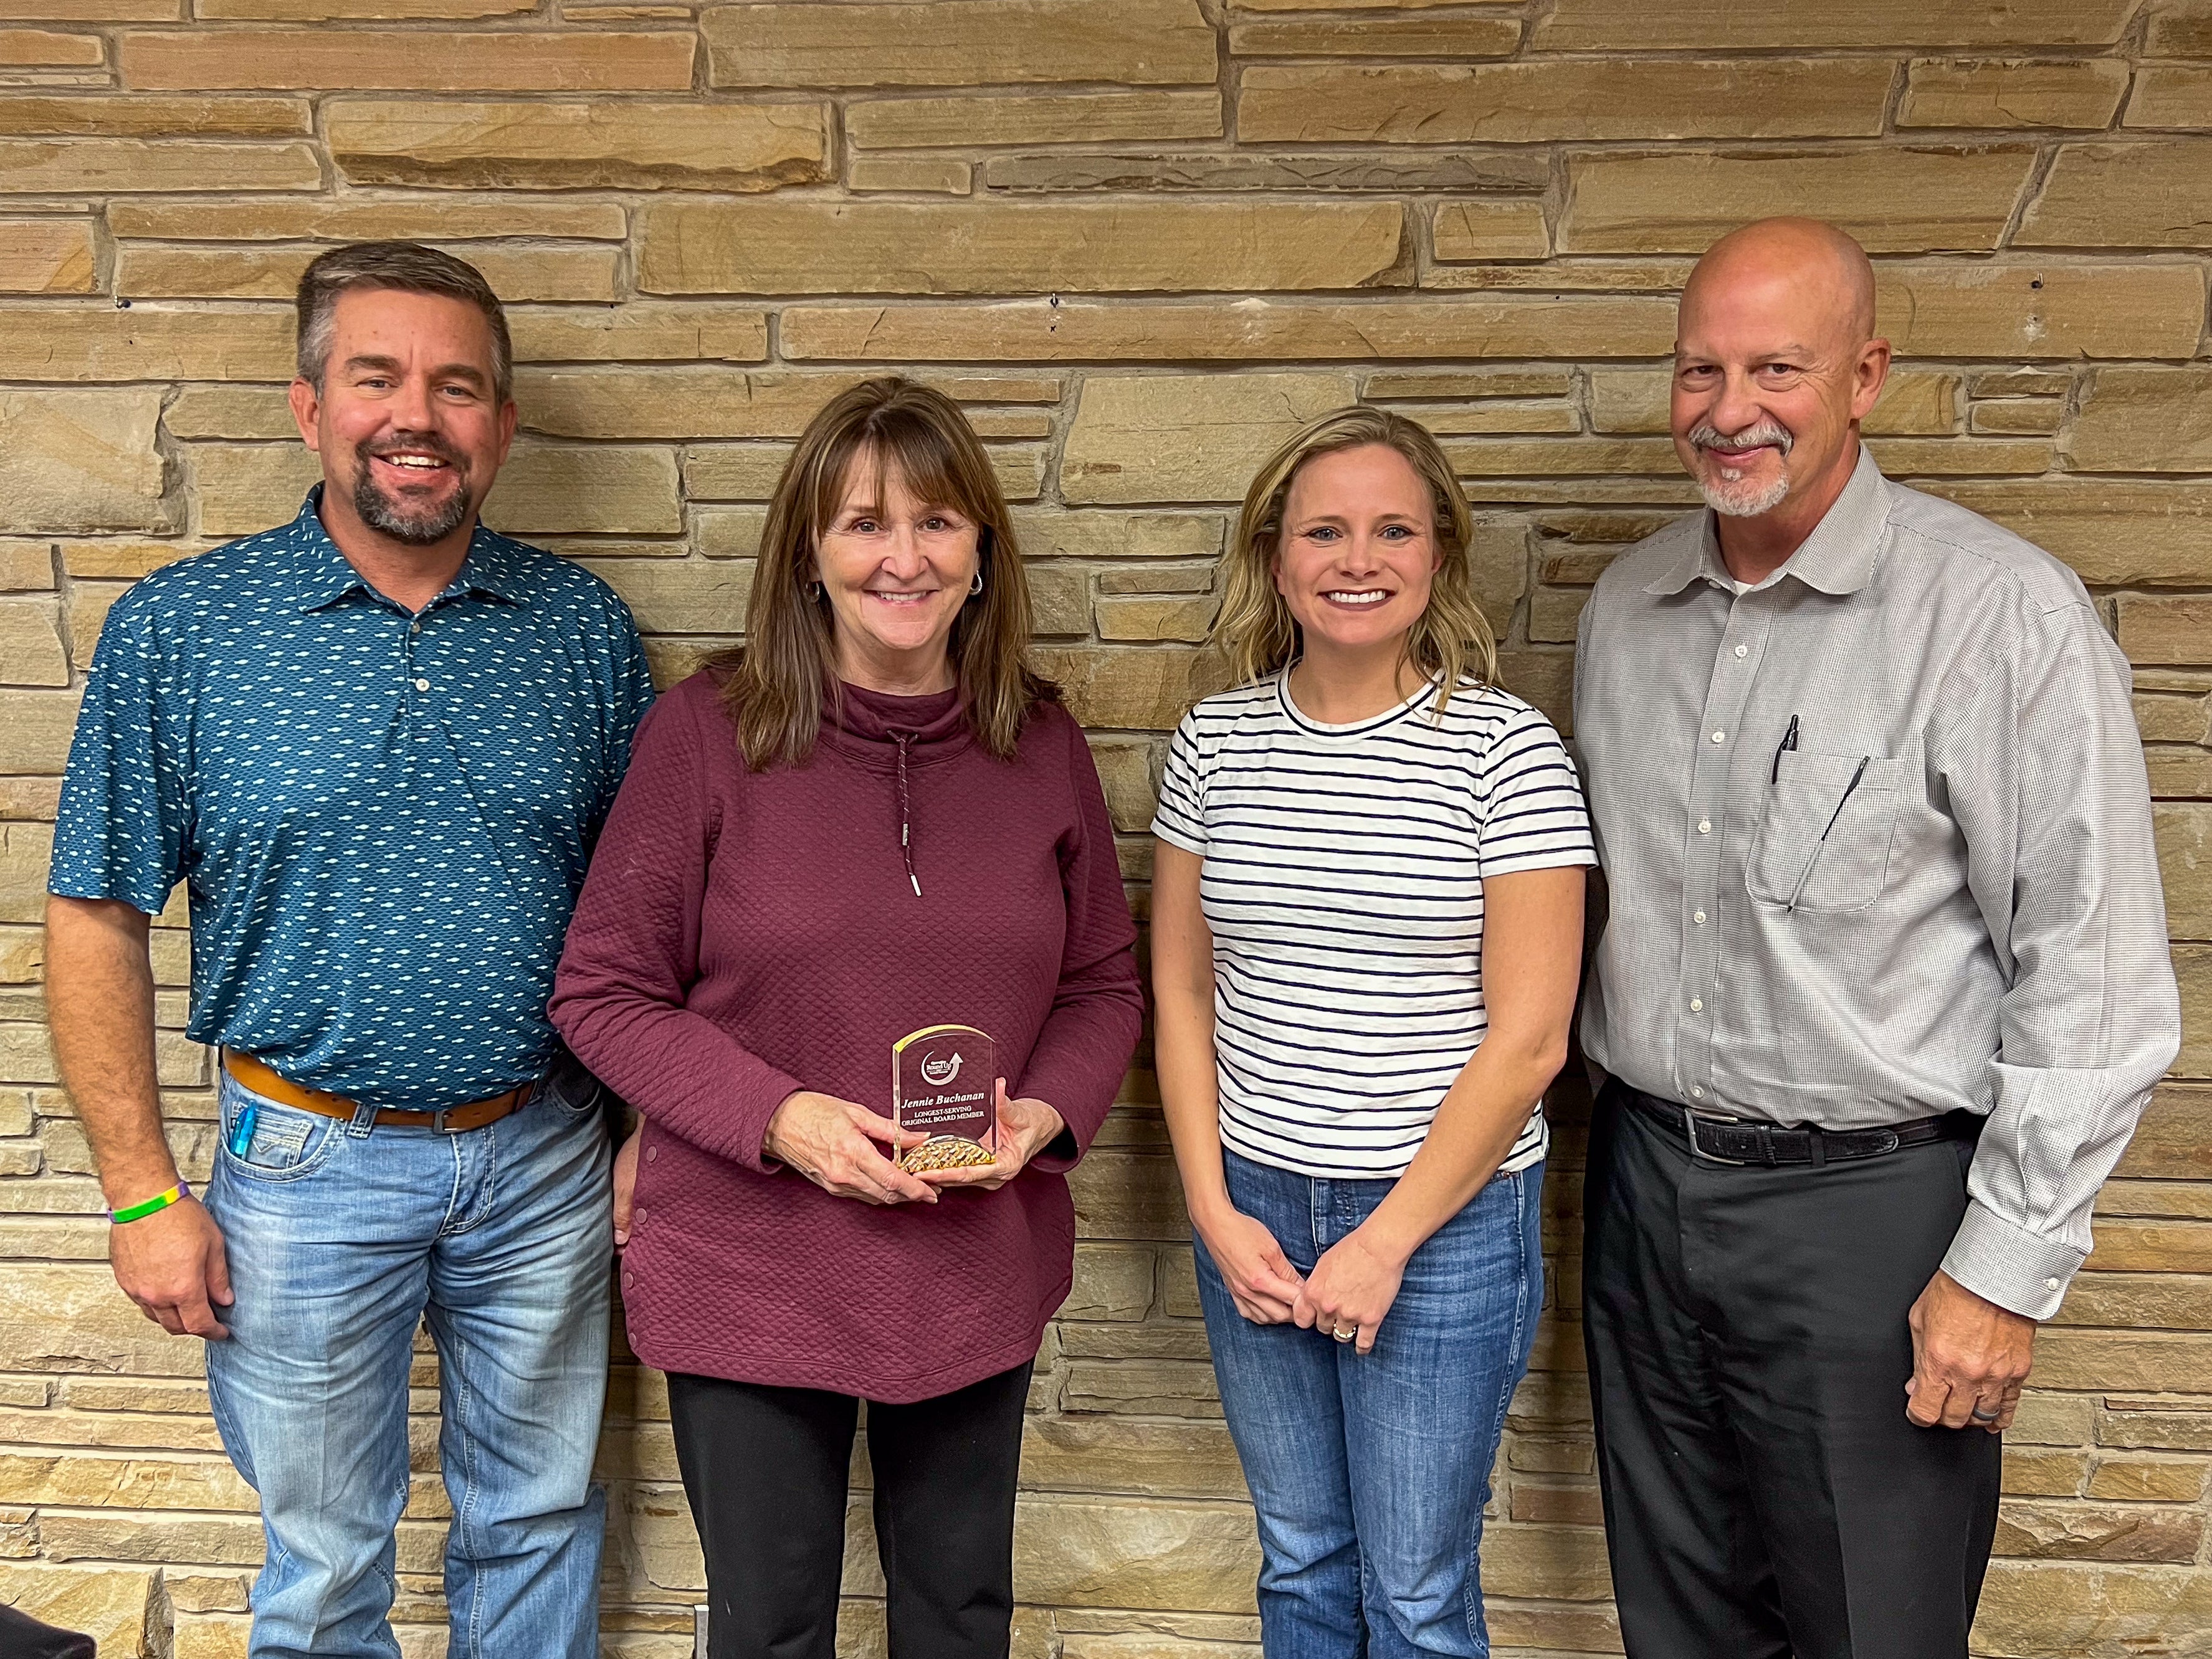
[892,1024,997,1174]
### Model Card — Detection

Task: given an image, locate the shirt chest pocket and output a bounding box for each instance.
[1745,752,1905,913]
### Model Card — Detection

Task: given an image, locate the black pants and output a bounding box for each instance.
[667,1361,1032,1659]
[1582,1086,2001,1658]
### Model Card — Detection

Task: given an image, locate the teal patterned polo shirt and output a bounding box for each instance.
[51,489,655,1110]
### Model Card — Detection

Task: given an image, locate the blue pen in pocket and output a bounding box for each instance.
[228,1105,258,1158]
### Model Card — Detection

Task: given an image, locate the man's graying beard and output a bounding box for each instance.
[1689,418,1794,518]
[353,434,473,546]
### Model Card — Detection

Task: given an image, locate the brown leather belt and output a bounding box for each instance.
[222,1050,532,1134]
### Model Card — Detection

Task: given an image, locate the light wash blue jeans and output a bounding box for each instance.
[204,1065,613,1659]
[1195,1151,1545,1659]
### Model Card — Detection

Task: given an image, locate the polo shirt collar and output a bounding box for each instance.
[286,486,525,612]
[1645,445,1889,599]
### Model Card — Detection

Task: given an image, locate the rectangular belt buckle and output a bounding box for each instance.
[1682,1106,1752,1165]
[430,1108,454,1134]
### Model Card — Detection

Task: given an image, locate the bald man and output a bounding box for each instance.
[1571,218,2180,1657]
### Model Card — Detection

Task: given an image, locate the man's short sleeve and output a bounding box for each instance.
[49,592,188,916]
[1150,708,1209,855]
[1476,702,1598,878]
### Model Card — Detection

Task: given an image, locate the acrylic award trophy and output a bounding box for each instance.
[892,1024,998,1173]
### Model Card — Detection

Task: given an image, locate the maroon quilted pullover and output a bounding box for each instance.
[550,670,1142,1401]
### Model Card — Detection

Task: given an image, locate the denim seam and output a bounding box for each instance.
[1466,1169,1539,1653]
[447,1319,485,1659]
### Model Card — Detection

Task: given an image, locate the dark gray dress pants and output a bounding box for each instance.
[1582,1084,2002,1658]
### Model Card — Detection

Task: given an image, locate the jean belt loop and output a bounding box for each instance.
[345,1096,379,1139]
[1808,1125,1826,1169]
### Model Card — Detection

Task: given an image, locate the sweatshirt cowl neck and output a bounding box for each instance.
[820,680,970,769]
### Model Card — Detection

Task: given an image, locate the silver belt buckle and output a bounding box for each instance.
[1682,1105,1752,1165]
[430,1108,453,1134]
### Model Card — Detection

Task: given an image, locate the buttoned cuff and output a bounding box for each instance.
[1940,1201,2088,1321]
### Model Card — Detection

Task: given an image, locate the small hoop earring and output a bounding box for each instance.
[968,569,984,597]
[806,579,825,601]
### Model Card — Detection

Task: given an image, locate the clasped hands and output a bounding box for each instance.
[612,1081,1063,1244]
[1198,1206,1406,1357]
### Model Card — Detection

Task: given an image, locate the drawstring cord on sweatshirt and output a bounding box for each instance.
[892,731,922,898]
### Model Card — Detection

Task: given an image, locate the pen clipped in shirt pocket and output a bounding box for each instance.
[1745,751,1904,913]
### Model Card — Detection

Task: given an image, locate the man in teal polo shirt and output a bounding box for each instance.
[45,242,654,1659]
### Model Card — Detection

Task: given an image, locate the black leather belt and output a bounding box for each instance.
[1618,1084,1979,1168]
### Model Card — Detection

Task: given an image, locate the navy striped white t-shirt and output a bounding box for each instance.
[1152,671,1597,1180]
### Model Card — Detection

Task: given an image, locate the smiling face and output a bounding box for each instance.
[289,286,515,552]
[1671,219,1889,529]
[1270,443,1443,667]
[813,450,981,694]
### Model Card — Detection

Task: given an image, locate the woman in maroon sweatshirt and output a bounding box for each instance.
[550,378,1142,1659]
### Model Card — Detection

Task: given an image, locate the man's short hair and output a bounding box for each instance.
[295,241,513,405]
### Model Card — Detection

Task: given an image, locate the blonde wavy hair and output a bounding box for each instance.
[1209,406,1498,711]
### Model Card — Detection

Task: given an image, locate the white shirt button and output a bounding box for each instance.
[410,621,421,635]
[1690,997,1704,1012]
[1711,730,1726,743]
[1733,644,1747,658]
[1694,910,1707,925]
[1690,1086,1705,1100]
[413,677,429,692]
[2045,1276,2061,1292]
[1697,819,1712,835]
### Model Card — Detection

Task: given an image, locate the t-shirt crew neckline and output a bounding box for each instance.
[1274,664,1441,738]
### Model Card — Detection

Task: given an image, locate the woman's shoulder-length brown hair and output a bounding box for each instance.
[1207,405,1498,714]
[709,375,1057,770]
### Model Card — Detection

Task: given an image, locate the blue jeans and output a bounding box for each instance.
[1195,1151,1545,1659]
[204,1065,613,1659]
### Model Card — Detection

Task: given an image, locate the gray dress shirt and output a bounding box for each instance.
[1575,449,2180,1319]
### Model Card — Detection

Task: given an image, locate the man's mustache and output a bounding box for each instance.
[1688,419,1794,459]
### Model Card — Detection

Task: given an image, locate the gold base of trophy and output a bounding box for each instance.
[902,1135,999,1173]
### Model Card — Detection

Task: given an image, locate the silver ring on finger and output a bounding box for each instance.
[1332,1324,1356,1343]
[1969,1401,2002,1424]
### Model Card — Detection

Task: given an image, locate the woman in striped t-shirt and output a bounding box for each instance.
[1151,408,1595,1659]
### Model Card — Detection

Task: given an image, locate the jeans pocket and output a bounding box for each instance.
[219,1088,341,1183]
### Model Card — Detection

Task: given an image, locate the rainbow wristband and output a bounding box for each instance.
[111,1182,188,1225]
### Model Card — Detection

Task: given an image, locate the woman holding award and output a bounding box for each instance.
[551,378,1142,1659]
[1150,408,1595,1658]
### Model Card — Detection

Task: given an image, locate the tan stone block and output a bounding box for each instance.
[1973,368,2074,399]
[1509,1478,1605,1526]
[1242,59,1891,144]
[1419,255,1694,293]
[2086,1456,2208,1502]
[203,0,525,14]
[512,304,768,364]
[2102,1177,2212,1220]
[1094,595,1214,644]
[1014,511,1224,563]
[2157,802,2212,939]
[1535,0,2133,48]
[1062,1357,1221,1417]
[2004,1447,2090,1496]
[1588,367,1958,437]
[1369,369,1574,401]
[1994,1500,2205,1563]
[0,1564,161,1657]
[0,0,177,16]
[581,556,750,637]
[637,199,1404,296]
[1230,16,1517,56]
[164,384,292,440]
[1064,1240,1154,1319]
[848,155,968,194]
[112,196,623,241]
[684,444,788,501]
[1067,1148,1189,1236]
[1560,146,2038,254]
[64,1376,210,1412]
[518,366,853,440]
[1496,647,1575,732]
[0,305,294,382]
[1970,399,2062,435]
[704,0,1214,89]
[2071,366,2212,473]
[1010,1494,1258,1612]
[2057,1273,2212,1330]
[2023,140,2212,247]
[1480,1523,1613,1600]
[2100,1407,2212,1452]
[0,25,97,61]
[0,540,55,589]
[0,94,307,135]
[987,149,1547,195]
[1864,437,2053,477]
[692,505,766,561]
[1442,436,1679,478]
[330,98,827,191]
[0,216,93,292]
[1389,403,1578,440]
[0,822,56,923]
[1430,200,1547,262]
[2150,748,2212,797]
[1061,373,1356,506]
[1930,480,2212,586]
[1026,563,1087,636]
[1483,1604,1621,1653]
[1897,262,2212,360]
[2119,597,2212,665]
[0,597,65,684]
[2127,64,2212,130]
[2034,1329,2212,1392]
[780,297,1675,363]
[1468,518,1530,635]
[1528,586,1588,645]
[2150,0,2212,55]
[0,1447,252,1508]
[57,537,205,578]
[849,90,1219,150]
[0,387,166,533]
[1899,57,2129,130]
[2178,947,2212,1077]
[0,1263,203,1376]
[189,442,682,538]
[120,244,621,304]
[1975,1558,2212,1653]
[0,136,320,193]
[119,28,694,90]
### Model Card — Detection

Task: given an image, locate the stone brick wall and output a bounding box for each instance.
[2,1,2211,1653]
